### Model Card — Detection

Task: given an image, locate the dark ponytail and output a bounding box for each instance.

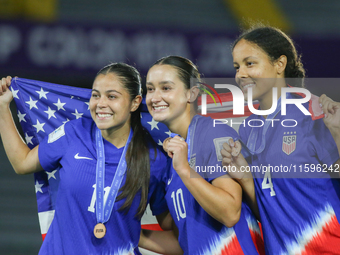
[96,63,156,218]
[232,25,305,87]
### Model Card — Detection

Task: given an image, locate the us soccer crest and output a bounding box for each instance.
[282,132,296,155]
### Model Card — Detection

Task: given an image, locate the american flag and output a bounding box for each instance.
[10,77,253,254]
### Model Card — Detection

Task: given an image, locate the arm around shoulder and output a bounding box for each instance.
[139,211,183,255]
[139,229,183,255]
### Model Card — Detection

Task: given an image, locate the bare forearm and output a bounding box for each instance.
[156,210,173,231]
[140,229,183,255]
[0,105,41,174]
[178,167,241,227]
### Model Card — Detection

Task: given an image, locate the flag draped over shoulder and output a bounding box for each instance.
[10,77,254,241]
[11,78,93,239]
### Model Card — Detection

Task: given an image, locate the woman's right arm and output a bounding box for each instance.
[0,76,43,174]
[221,139,260,220]
[139,211,183,255]
[140,229,183,255]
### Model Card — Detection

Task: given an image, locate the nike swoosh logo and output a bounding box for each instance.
[74,153,93,160]
[167,175,173,185]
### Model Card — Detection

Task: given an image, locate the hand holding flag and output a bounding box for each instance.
[0,76,14,106]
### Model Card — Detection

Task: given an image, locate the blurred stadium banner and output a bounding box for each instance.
[224,0,291,32]
[0,20,340,89]
[25,0,57,21]
[0,0,22,18]
[0,0,57,21]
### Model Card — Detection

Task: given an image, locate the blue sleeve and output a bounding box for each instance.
[38,123,71,172]
[148,150,169,216]
[310,119,339,167]
[202,122,240,182]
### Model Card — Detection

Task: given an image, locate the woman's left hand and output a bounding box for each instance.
[166,136,190,177]
[319,94,340,135]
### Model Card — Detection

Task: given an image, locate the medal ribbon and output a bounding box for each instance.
[170,115,200,161]
[95,128,133,224]
[247,97,282,155]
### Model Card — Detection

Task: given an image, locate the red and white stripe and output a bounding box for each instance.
[246,216,265,255]
[282,204,340,255]
[199,228,244,255]
[38,210,55,240]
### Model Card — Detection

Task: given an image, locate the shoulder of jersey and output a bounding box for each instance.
[65,117,94,141]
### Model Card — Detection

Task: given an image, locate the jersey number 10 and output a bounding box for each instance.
[171,188,187,221]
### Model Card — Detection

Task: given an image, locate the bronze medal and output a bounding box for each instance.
[93,223,106,239]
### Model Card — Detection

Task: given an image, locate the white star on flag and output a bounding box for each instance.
[33,119,45,133]
[157,139,163,146]
[165,130,172,137]
[44,107,57,119]
[72,109,83,119]
[36,88,49,99]
[25,133,33,145]
[46,170,58,180]
[147,118,159,130]
[35,180,44,193]
[17,110,26,122]
[25,97,38,110]
[85,102,90,110]
[63,118,70,124]
[11,87,19,99]
[53,98,66,111]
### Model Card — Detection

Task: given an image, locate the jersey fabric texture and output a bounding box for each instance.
[38,117,168,255]
[239,93,340,255]
[164,115,264,255]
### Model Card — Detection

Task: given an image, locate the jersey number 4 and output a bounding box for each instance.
[262,171,276,196]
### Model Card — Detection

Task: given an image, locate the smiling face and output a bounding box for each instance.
[146,64,191,127]
[232,39,286,107]
[90,73,136,137]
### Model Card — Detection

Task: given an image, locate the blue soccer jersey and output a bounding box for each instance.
[38,117,168,255]
[164,115,264,255]
[239,93,340,254]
